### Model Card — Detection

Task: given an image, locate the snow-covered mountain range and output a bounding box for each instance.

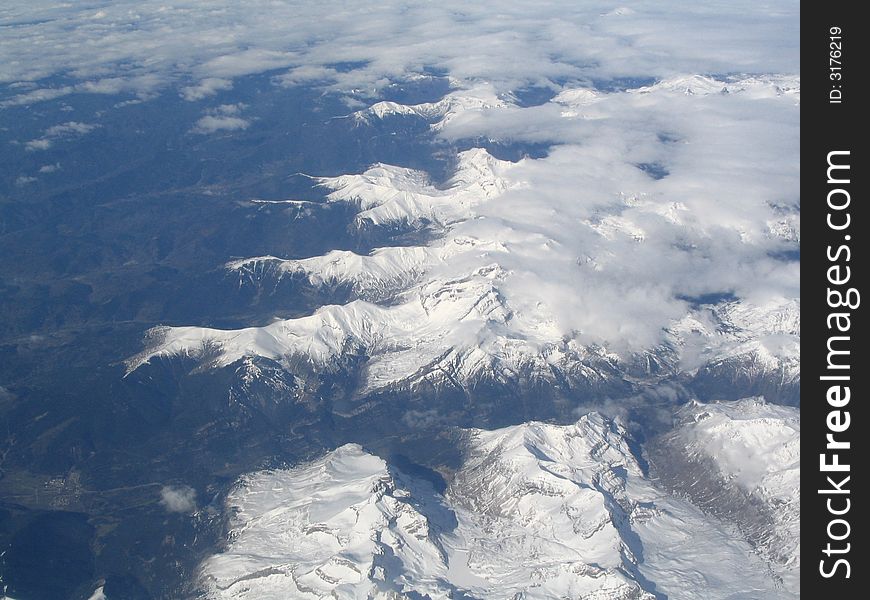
[127,76,799,405]
[123,73,800,599]
[1,2,800,598]
[199,401,798,599]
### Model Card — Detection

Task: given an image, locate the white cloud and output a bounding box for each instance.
[159,485,197,513]
[24,121,99,151]
[1,1,798,107]
[2,86,74,107]
[180,77,233,101]
[197,49,297,79]
[193,115,249,133]
[213,103,245,115]
[43,121,98,137]
[15,175,37,185]
[191,103,250,133]
[39,163,61,173]
[274,65,340,87]
[24,139,53,151]
[0,75,164,108]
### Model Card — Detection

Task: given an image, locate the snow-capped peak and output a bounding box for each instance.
[351,85,508,131]
[314,148,516,230]
[199,444,455,599]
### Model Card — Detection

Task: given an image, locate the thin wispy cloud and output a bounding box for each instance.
[24,121,99,151]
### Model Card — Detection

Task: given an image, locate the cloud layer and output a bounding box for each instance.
[2,1,798,105]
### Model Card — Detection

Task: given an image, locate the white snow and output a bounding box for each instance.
[200,411,797,599]
[227,247,435,299]
[350,85,509,132]
[631,74,800,102]
[199,445,455,599]
[669,297,800,382]
[316,147,516,229]
[667,398,800,593]
[87,587,107,600]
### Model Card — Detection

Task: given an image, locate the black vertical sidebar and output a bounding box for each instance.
[804,2,865,597]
